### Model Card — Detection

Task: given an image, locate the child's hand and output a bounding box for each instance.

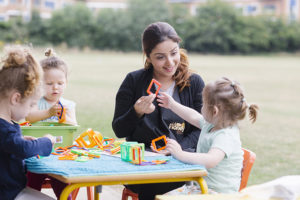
[44,134,56,145]
[165,138,183,158]
[23,135,37,140]
[48,103,62,117]
[150,144,170,155]
[157,92,175,110]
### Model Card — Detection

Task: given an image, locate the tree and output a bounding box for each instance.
[184,0,243,53]
[93,9,132,50]
[47,3,95,48]
[126,0,171,50]
[26,10,49,46]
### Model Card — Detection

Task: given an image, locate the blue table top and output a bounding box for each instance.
[25,154,206,177]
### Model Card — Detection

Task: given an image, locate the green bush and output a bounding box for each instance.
[47,3,95,48]
[1,0,300,53]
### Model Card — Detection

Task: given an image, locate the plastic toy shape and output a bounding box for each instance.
[121,142,138,162]
[58,101,66,123]
[93,131,104,149]
[152,135,167,151]
[110,146,121,154]
[58,154,78,160]
[75,129,103,148]
[131,146,142,165]
[121,142,145,162]
[147,79,161,96]
[71,149,101,158]
[75,156,91,162]
[19,121,32,126]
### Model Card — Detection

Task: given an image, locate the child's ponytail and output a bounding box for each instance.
[44,48,56,58]
[248,103,259,123]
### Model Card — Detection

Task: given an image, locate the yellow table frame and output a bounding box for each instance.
[50,170,208,200]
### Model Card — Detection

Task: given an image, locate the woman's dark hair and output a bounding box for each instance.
[142,22,191,92]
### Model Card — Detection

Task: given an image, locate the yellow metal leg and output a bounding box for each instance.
[60,183,87,200]
[94,186,100,200]
[197,177,208,194]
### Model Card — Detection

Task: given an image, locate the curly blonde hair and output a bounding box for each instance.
[0,45,42,99]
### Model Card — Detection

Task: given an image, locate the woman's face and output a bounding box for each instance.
[147,39,180,79]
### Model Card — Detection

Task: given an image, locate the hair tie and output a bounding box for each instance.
[230,81,235,87]
[242,98,250,107]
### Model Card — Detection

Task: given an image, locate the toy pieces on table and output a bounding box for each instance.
[75,128,104,149]
[71,149,101,158]
[139,157,170,166]
[152,135,167,151]
[36,155,43,159]
[75,156,91,162]
[58,154,78,160]
[110,146,121,154]
[131,146,143,165]
[57,101,66,123]
[147,78,161,96]
[19,121,32,126]
[121,142,145,162]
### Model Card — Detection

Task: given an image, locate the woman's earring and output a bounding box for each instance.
[145,59,152,69]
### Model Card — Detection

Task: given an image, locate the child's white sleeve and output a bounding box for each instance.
[199,115,205,129]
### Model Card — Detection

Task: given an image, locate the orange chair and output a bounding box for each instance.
[239,148,256,191]
[71,186,93,200]
[42,178,93,200]
[122,188,138,200]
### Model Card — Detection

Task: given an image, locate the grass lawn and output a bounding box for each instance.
[21,49,300,186]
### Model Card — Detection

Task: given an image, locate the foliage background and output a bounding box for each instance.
[1,0,300,53]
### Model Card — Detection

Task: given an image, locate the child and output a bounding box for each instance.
[26,48,76,200]
[25,48,77,125]
[156,77,258,193]
[0,45,56,200]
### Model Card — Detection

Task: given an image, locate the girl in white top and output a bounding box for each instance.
[26,48,76,200]
[26,48,77,125]
[156,77,259,193]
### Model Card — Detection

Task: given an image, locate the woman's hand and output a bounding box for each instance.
[134,94,156,118]
[157,92,175,110]
[165,138,183,158]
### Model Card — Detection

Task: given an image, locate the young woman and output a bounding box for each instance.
[112,21,205,200]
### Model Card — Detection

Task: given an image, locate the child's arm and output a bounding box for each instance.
[166,138,225,169]
[25,104,61,123]
[157,92,202,129]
